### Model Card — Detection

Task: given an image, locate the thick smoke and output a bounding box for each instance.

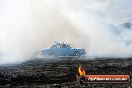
[0,0,132,64]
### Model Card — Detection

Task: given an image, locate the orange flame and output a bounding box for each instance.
[78,66,86,76]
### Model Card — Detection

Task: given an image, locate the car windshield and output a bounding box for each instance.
[50,43,71,48]
[51,45,56,48]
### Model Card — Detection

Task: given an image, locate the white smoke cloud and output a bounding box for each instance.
[0,0,132,64]
[59,0,132,57]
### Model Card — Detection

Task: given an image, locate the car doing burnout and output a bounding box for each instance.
[40,42,86,57]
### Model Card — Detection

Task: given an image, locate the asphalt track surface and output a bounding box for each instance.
[0,58,131,88]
